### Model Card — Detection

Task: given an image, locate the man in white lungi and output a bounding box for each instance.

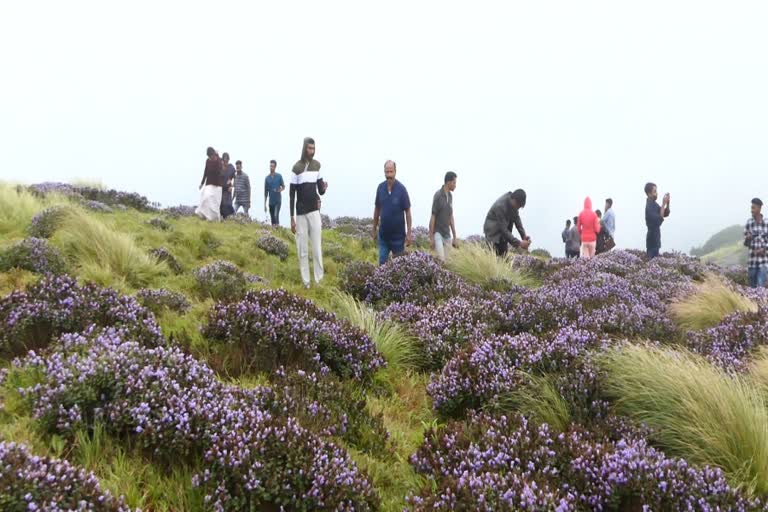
[196,147,224,221]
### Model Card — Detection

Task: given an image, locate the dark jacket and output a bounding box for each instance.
[483,192,526,246]
[290,138,326,216]
[200,158,224,188]
[645,198,670,250]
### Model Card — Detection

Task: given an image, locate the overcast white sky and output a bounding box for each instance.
[2,1,767,254]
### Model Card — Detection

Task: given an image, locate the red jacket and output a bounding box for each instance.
[577,197,601,243]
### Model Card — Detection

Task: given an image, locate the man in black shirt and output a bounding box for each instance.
[644,182,670,259]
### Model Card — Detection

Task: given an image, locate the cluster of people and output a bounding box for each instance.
[561,198,616,259]
[196,149,286,226]
[195,140,766,290]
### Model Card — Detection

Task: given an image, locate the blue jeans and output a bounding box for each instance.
[647,247,660,259]
[749,266,767,288]
[378,234,405,265]
[269,203,281,226]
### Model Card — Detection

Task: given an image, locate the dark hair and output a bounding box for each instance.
[644,182,656,195]
[222,152,230,161]
[444,171,457,184]
[206,147,216,157]
[270,159,277,166]
[304,137,315,145]
[510,189,527,207]
[605,198,613,207]
[753,198,764,207]
[566,219,572,225]
[235,160,242,166]
[596,209,602,218]
[573,216,578,224]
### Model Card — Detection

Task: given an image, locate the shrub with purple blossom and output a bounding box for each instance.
[364,251,475,307]
[28,182,79,198]
[406,413,766,511]
[162,204,197,218]
[0,237,67,275]
[686,308,768,372]
[27,205,69,238]
[255,233,289,261]
[146,217,172,231]
[12,330,378,511]
[339,260,377,300]
[148,246,183,274]
[203,289,385,381]
[83,199,114,213]
[321,213,334,229]
[136,288,191,315]
[194,260,261,301]
[0,274,163,356]
[0,441,129,511]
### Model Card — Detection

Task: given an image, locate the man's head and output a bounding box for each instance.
[566,219,572,227]
[302,137,316,161]
[605,198,613,211]
[384,160,397,182]
[207,147,216,158]
[510,189,527,209]
[222,152,230,164]
[752,198,763,217]
[270,160,277,173]
[573,216,578,225]
[235,160,242,172]
[444,171,457,192]
[596,209,602,219]
[644,182,657,200]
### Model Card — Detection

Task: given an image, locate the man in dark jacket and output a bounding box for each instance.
[233,160,251,216]
[561,219,571,257]
[483,189,531,256]
[290,137,328,288]
[644,182,670,259]
[220,152,236,219]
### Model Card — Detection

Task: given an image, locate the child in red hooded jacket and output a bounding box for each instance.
[577,197,601,259]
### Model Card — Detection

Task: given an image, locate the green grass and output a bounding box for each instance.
[670,275,757,331]
[446,242,537,290]
[490,374,572,432]
[53,207,168,289]
[0,183,68,238]
[601,343,768,496]
[331,291,424,371]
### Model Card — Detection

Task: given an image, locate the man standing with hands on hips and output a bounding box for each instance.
[290,138,328,288]
[372,160,412,265]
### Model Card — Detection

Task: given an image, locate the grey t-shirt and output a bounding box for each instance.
[431,188,453,238]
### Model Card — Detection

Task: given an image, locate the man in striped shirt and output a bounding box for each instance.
[745,197,768,288]
[290,137,328,288]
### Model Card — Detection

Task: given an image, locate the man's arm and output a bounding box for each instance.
[245,176,251,203]
[450,214,457,247]
[429,214,437,249]
[317,173,327,196]
[289,174,298,233]
[405,208,413,246]
[265,178,269,206]
[372,206,380,241]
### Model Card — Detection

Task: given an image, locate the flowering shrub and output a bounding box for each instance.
[27,205,69,238]
[136,288,191,315]
[407,413,765,511]
[28,182,78,197]
[428,328,606,418]
[146,217,172,231]
[13,330,378,511]
[321,213,334,229]
[463,234,486,245]
[0,274,163,356]
[339,260,377,300]
[163,204,197,218]
[0,237,67,275]
[83,199,114,213]
[364,252,475,307]
[686,308,768,372]
[255,233,289,261]
[411,226,431,249]
[194,260,261,301]
[203,289,385,381]
[149,246,183,274]
[0,441,129,511]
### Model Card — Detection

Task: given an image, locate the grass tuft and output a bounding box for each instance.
[490,374,572,432]
[446,242,536,290]
[670,275,757,331]
[601,343,768,496]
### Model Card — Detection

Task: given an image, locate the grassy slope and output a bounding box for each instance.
[0,188,435,511]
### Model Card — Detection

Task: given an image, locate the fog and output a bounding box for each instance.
[2,0,767,255]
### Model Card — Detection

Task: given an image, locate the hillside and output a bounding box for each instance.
[691,224,748,267]
[2,182,768,511]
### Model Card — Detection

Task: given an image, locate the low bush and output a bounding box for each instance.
[27,205,69,238]
[445,243,536,291]
[148,247,183,274]
[136,288,191,315]
[146,217,172,231]
[0,237,67,275]
[255,233,289,261]
[339,260,376,300]
[194,260,262,301]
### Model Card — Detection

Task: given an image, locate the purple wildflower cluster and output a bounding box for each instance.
[28,205,69,238]
[0,441,130,511]
[255,233,289,261]
[339,260,377,300]
[193,260,262,301]
[406,413,766,511]
[0,274,163,356]
[686,308,768,372]
[13,330,378,511]
[148,246,183,274]
[0,237,67,275]
[364,252,476,307]
[428,328,607,418]
[146,217,172,231]
[162,204,197,218]
[202,289,385,381]
[135,288,192,315]
[83,200,114,213]
[29,182,156,212]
